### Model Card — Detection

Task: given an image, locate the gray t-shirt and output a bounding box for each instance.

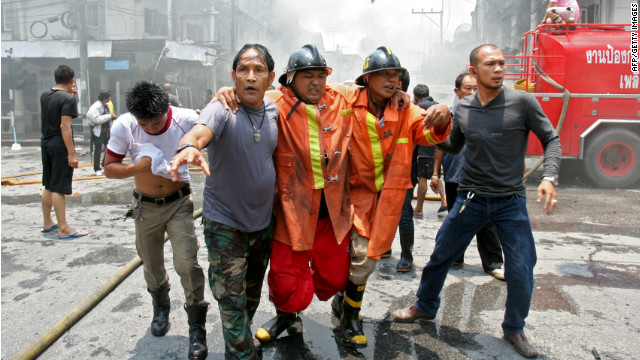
[197,99,278,232]
[440,86,561,197]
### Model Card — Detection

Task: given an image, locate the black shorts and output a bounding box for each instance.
[416,156,435,179]
[41,140,74,194]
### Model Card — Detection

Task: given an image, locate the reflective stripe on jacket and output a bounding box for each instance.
[268,85,359,251]
[348,88,451,259]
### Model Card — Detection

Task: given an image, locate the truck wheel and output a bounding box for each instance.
[583,129,640,188]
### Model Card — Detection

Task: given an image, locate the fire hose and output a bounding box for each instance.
[521,51,569,182]
[1,162,203,186]
[12,208,203,360]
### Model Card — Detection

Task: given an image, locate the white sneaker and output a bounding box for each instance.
[95,170,103,176]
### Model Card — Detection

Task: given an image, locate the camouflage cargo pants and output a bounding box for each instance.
[203,217,274,359]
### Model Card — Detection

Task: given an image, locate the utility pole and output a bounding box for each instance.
[230,0,237,55]
[76,0,90,114]
[412,0,444,44]
[5,48,21,151]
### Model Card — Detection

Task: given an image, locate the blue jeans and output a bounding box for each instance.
[414,192,536,335]
[398,188,414,233]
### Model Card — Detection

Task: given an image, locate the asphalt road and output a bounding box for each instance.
[1,143,639,360]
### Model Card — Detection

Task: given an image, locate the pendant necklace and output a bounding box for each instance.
[243,103,266,142]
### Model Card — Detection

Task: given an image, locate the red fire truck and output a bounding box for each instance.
[507,23,639,188]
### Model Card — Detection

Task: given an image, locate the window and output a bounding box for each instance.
[145,8,168,36]
[86,2,99,28]
[186,23,203,42]
[2,4,13,32]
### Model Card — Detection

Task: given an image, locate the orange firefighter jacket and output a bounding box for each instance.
[348,88,451,259]
[267,85,359,251]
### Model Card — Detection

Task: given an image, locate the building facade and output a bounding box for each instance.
[1,0,271,137]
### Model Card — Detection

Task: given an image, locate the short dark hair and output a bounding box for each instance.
[204,89,213,96]
[98,90,111,102]
[469,44,499,67]
[413,84,429,99]
[126,81,169,120]
[232,44,275,73]
[455,72,472,90]
[54,65,75,84]
[399,70,410,92]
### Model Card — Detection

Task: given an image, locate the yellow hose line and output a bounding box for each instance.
[1,159,135,180]
[12,208,203,360]
[412,194,441,201]
[1,163,95,179]
[2,166,203,186]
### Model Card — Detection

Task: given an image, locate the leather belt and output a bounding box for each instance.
[133,184,191,206]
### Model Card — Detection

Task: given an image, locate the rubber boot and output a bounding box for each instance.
[341,281,367,346]
[331,291,344,319]
[255,309,300,342]
[148,286,171,337]
[185,304,208,360]
[380,249,392,258]
[250,337,262,359]
[396,232,414,272]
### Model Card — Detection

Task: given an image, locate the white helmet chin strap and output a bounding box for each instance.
[286,71,296,84]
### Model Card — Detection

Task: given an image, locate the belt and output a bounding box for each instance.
[133,184,191,206]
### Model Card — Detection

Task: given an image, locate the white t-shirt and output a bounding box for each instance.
[106,106,197,183]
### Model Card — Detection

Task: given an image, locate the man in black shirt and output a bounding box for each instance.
[393,44,560,358]
[40,65,88,239]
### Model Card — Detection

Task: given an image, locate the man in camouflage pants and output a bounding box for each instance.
[203,222,274,355]
[171,44,279,359]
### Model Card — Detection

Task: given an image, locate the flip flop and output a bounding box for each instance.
[41,224,59,233]
[58,230,88,240]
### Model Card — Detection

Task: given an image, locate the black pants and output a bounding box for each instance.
[92,130,109,171]
[445,182,504,271]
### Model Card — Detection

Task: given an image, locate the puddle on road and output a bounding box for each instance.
[111,293,145,313]
[256,279,506,359]
[67,245,137,267]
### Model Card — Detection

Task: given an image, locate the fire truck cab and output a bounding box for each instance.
[508,24,639,188]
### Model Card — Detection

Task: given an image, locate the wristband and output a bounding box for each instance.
[176,143,196,154]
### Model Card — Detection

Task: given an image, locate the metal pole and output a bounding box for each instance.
[6,47,21,151]
[231,0,237,54]
[411,6,444,45]
[115,80,120,115]
[440,0,444,44]
[77,0,90,114]
[152,47,170,81]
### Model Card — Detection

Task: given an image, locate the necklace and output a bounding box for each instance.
[242,103,266,142]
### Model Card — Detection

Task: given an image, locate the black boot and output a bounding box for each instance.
[185,304,208,360]
[251,337,263,359]
[148,286,171,337]
[340,281,367,346]
[255,309,300,342]
[397,232,414,272]
[380,249,392,258]
[331,291,344,319]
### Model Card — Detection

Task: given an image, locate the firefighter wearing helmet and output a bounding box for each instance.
[331,46,451,346]
[251,44,362,344]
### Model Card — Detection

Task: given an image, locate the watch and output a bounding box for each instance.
[176,143,196,154]
[542,176,558,186]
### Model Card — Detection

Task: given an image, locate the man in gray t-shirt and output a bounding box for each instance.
[171,44,278,360]
[394,44,560,359]
[199,99,277,230]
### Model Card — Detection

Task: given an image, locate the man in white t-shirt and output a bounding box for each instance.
[104,80,209,360]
